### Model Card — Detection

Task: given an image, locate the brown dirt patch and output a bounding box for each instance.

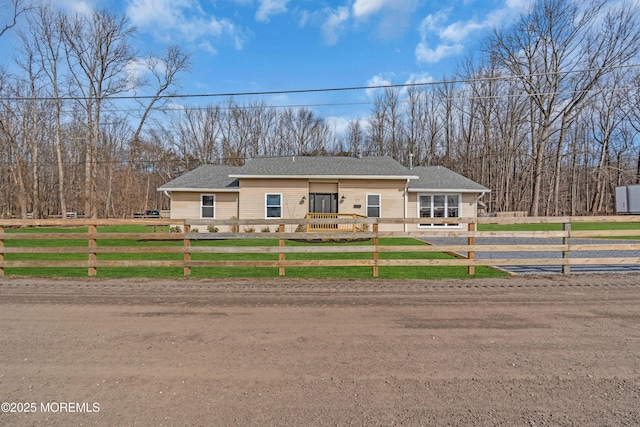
[1,274,640,425]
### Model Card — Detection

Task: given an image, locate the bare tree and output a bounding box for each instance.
[0,0,30,38]
[282,107,330,155]
[61,9,135,218]
[172,106,223,166]
[22,3,67,217]
[488,0,640,215]
[0,81,29,218]
[346,118,365,157]
[129,46,190,146]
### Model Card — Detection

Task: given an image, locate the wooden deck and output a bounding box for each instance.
[304,213,368,232]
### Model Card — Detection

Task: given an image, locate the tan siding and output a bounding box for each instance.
[170,192,199,219]
[170,192,238,220]
[339,179,407,231]
[239,179,308,220]
[339,179,406,218]
[461,193,477,218]
[309,182,338,193]
[170,182,481,233]
[217,193,240,219]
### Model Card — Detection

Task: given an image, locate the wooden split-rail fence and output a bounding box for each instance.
[0,216,639,277]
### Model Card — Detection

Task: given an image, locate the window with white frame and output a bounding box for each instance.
[266,193,282,218]
[366,194,381,218]
[201,194,215,218]
[418,194,460,227]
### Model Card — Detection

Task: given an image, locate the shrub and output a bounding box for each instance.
[261,226,270,233]
[229,216,239,233]
[358,224,370,232]
[243,226,255,233]
[207,225,219,233]
[170,226,182,233]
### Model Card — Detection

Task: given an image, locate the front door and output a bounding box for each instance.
[309,193,338,213]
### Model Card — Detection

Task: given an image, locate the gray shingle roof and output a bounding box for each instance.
[158,165,240,191]
[231,156,417,178]
[157,158,489,192]
[408,166,490,192]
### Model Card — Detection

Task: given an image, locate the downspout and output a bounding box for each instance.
[404,179,409,232]
[407,154,412,232]
[163,191,172,218]
[475,192,486,217]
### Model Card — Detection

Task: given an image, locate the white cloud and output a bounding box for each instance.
[126,0,244,52]
[255,0,290,22]
[352,0,418,18]
[366,74,393,98]
[415,41,464,63]
[321,7,350,45]
[326,116,350,137]
[352,0,387,18]
[300,0,416,45]
[418,9,451,36]
[415,1,531,64]
[440,20,484,43]
[167,102,186,111]
[405,72,434,85]
[68,1,93,16]
[54,0,95,16]
[126,58,151,82]
[486,0,534,27]
[353,0,418,39]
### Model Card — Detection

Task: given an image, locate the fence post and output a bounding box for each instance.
[373,223,379,277]
[88,224,97,276]
[563,222,571,274]
[467,221,475,276]
[0,225,4,277]
[279,224,285,276]
[183,223,191,276]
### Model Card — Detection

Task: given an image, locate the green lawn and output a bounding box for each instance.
[2,226,504,279]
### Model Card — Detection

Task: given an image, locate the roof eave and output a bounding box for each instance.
[229,174,419,180]
[157,188,240,193]
[408,188,491,193]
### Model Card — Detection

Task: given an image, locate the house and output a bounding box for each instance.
[158,156,490,231]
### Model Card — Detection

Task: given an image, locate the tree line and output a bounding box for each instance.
[1,0,640,218]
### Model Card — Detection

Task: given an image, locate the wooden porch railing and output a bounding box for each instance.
[304,213,368,232]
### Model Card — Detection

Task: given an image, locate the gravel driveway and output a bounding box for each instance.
[2,276,640,426]
[424,237,640,274]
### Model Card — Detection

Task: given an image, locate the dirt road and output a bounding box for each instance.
[1,274,640,426]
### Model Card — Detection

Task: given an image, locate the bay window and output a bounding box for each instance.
[419,194,460,227]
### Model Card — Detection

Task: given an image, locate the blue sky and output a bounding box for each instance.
[1,0,534,131]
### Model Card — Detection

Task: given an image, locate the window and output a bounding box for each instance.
[418,194,460,227]
[266,193,282,218]
[201,194,215,218]
[366,194,381,218]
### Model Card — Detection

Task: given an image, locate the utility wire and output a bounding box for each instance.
[1,63,640,102]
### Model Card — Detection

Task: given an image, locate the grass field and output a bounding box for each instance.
[5,220,637,279]
[1,226,505,279]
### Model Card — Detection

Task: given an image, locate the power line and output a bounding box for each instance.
[5,82,640,117]
[1,63,640,102]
